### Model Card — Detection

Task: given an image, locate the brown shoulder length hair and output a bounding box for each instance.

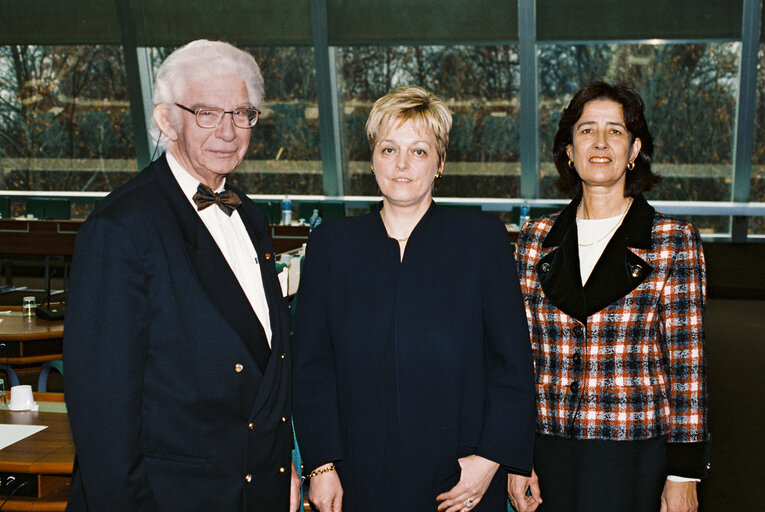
[552,81,661,199]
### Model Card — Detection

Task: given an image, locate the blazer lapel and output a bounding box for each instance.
[153,156,271,374]
[234,192,291,416]
[537,195,655,324]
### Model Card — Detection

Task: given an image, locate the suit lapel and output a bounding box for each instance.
[153,156,271,374]
[233,191,290,416]
[537,195,655,323]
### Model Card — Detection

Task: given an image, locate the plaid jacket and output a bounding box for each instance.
[516,195,710,476]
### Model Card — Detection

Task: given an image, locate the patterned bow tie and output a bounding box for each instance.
[192,183,242,216]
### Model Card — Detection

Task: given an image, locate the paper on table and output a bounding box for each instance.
[0,424,47,450]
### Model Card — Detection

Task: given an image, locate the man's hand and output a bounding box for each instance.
[507,469,542,512]
[307,463,343,512]
[436,455,500,512]
[660,480,698,512]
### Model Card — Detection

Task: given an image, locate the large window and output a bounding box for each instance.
[752,43,765,235]
[0,45,134,194]
[337,45,520,197]
[538,42,740,233]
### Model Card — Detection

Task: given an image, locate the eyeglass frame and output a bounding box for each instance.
[174,102,261,129]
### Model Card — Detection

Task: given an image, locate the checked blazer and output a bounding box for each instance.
[515,194,710,477]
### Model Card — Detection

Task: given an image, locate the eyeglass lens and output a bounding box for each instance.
[196,108,258,128]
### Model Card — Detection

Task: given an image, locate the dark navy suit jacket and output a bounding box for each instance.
[64,155,292,511]
[292,204,535,511]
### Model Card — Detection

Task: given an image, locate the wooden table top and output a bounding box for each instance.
[0,409,73,474]
[0,308,64,342]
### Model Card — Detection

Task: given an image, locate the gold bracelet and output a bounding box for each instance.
[306,463,335,480]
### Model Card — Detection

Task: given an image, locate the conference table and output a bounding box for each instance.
[0,308,64,387]
[0,395,72,511]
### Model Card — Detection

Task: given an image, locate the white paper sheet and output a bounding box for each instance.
[0,424,47,450]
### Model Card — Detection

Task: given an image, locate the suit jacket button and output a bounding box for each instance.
[245,474,253,483]
[281,353,287,360]
[573,325,584,337]
[279,467,286,473]
[570,381,580,393]
[281,417,287,423]
[631,264,643,277]
[235,363,244,373]
[540,262,551,273]
[248,422,254,430]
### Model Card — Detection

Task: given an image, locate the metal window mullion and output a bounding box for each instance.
[136,47,156,159]
[115,0,150,170]
[518,0,539,199]
[310,0,344,197]
[731,0,763,241]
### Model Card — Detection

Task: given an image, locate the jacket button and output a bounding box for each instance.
[573,325,584,337]
[234,363,244,373]
[573,353,582,365]
[248,423,254,430]
[245,474,252,483]
[631,264,643,278]
[570,381,580,393]
[540,262,551,273]
[281,353,286,360]
[281,417,287,423]
[279,467,286,473]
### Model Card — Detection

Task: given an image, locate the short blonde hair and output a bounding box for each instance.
[365,86,452,164]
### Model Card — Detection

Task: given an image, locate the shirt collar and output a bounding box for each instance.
[166,151,227,208]
[543,194,655,250]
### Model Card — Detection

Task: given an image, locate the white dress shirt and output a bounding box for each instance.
[167,152,272,345]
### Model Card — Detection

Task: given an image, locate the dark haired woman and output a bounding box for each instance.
[509,82,710,512]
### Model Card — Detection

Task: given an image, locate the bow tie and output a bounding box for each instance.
[192,184,242,216]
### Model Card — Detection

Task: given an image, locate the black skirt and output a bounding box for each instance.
[534,434,667,512]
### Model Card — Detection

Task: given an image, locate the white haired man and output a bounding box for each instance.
[65,40,298,511]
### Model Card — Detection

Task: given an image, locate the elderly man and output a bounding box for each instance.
[64,40,297,511]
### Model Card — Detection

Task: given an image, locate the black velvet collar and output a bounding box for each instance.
[536,195,656,323]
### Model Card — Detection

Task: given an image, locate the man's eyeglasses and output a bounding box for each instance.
[175,103,260,129]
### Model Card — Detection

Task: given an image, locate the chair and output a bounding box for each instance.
[297,201,345,223]
[37,359,63,392]
[253,200,282,225]
[25,198,70,219]
[0,196,9,218]
[0,365,20,387]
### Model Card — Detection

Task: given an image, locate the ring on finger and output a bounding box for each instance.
[465,498,474,508]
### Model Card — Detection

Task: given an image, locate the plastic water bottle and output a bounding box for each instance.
[280,195,292,225]
[519,201,530,228]
[308,208,322,231]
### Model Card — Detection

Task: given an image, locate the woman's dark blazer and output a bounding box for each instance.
[292,203,535,511]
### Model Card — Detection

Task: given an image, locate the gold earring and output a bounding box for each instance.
[371,166,375,175]
[435,170,443,179]
[568,159,574,169]
[627,160,635,170]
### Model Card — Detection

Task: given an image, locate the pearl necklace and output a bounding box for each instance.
[576,197,633,247]
[380,207,412,243]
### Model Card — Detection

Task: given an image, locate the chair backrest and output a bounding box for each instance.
[26,198,71,219]
[297,201,345,222]
[0,197,9,218]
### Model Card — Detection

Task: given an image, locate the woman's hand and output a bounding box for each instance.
[660,480,698,512]
[289,462,301,512]
[507,469,542,512]
[307,464,343,512]
[436,455,499,512]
